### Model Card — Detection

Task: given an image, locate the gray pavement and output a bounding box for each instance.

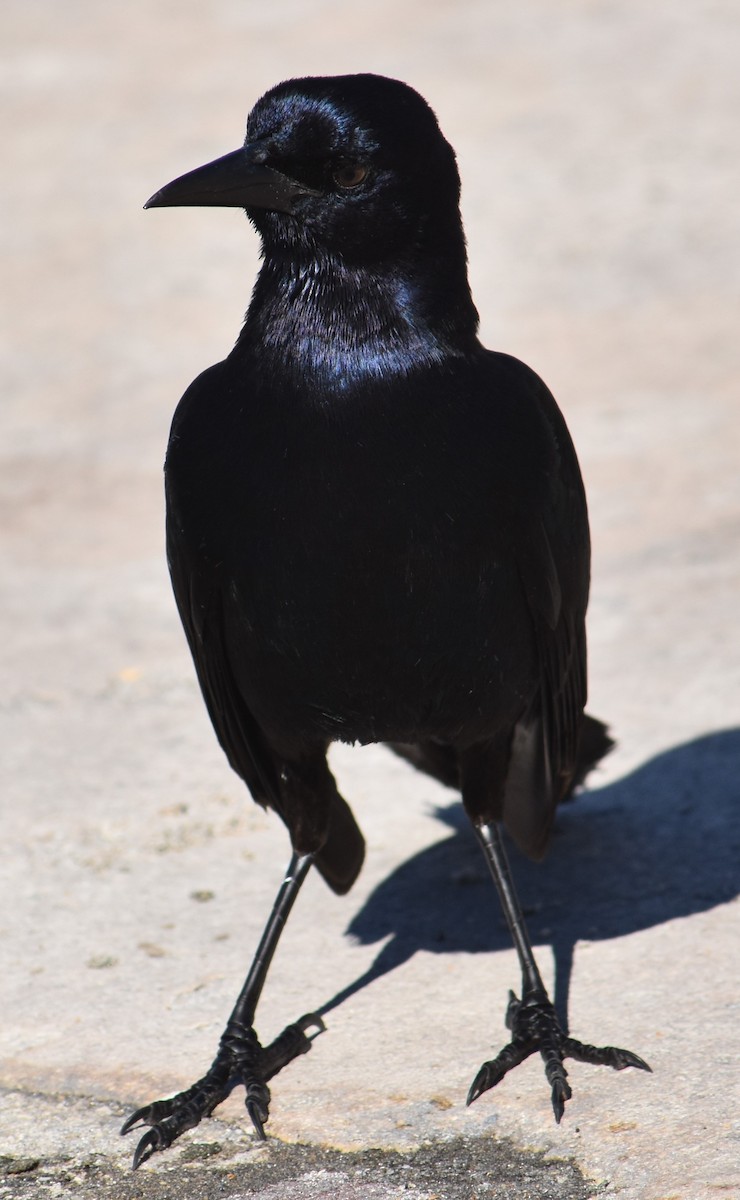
[2,2,739,1198]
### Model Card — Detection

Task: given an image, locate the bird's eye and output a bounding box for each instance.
[332,164,368,190]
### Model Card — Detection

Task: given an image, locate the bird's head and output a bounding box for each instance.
[146,74,464,266]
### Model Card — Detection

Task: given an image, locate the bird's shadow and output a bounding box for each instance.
[317,728,740,1030]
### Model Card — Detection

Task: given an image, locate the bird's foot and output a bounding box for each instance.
[121,1012,324,1168]
[466,990,650,1123]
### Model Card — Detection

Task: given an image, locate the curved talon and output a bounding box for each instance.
[121,1063,235,1166]
[503,989,519,1030]
[245,1074,270,1119]
[466,1037,529,1106]
[619,1050,652,1073]
[542,1034,572,1124]
[550,1074,572,1124]
[293,1011,326,1044]
[561,1036,652,1073]
[242,1054,271,1140]
[133,1128,166,1171]
[469,991,650,1122]
[121,1014,323,1167]
[260,1015,321,1080]
[467,1065,497,1107]
[246,1098,268,1140]
[120,1107,147,1137]
[121,1098,175,1136]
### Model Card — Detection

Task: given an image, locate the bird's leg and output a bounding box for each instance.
[466,822,650,1122]
[122,851,321,1167]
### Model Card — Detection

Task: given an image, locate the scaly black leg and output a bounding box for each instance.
[467,823,650,1122]
[122,851,318,1167]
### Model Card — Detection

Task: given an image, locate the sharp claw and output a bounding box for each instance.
[132,1128,162,1171]
[504,990,520,1031]
[550,1076,571,1124]
[467,1032,532,1106]
[121,1104,160,1136]
[120,1109,145,1137]
[466,1070,486,1107]
[470,995,648,1125]
[121,1098,176,1136]
[466,1059,503,1106]
[297,1011,326,1039]
[246,1099,268,1140]
[616,1049,652,1073]
[259,1012,326,1082]
[122,1012,319,1166]
[562,1036,652,1074]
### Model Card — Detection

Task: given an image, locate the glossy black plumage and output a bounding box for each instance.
[124,73,648,1167]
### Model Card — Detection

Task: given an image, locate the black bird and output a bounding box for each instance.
[123,73,649,1168]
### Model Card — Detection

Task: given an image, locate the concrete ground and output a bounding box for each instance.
[2,1,739,1197]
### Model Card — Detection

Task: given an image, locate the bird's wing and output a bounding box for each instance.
[167,522,367,894]
[162,361,282,811]
[500,368,591,859]
[166,518,280,811]
[524,515,588,791]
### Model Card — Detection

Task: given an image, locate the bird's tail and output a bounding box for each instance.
[386,713,613,861]
[314,792,366,896]
[385,739,459,788]
[565,713,614,798]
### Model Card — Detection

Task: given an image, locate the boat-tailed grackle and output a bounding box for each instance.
[123,73,650,1168]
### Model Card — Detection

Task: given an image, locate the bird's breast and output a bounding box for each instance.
[166,372,541,744]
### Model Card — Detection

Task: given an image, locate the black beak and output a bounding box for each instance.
[144,147,319,214]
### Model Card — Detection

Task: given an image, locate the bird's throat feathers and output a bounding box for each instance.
[238,246,480,394]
